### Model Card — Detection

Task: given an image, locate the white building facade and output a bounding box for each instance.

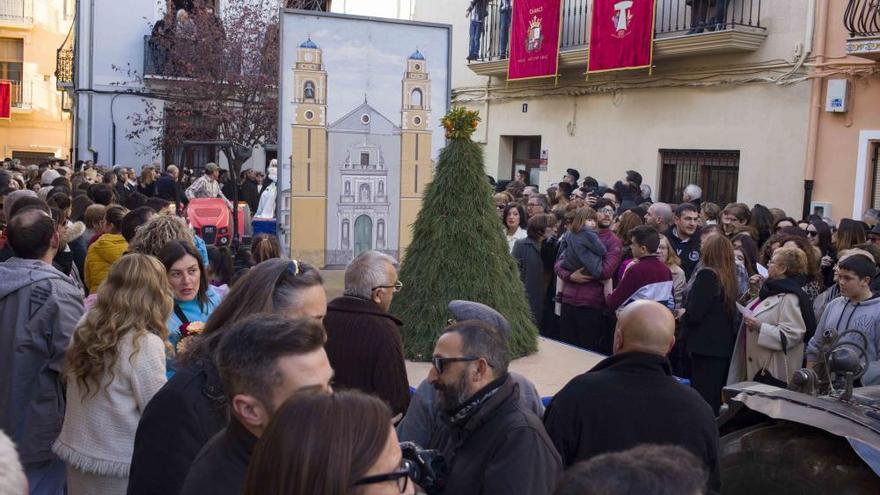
[71,0,271,172]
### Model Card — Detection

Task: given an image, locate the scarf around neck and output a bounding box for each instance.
[760,275,818,344]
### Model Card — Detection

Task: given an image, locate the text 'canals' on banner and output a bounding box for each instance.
[507,0,563,81]
[0,81,11,120]
[588,0,656,74]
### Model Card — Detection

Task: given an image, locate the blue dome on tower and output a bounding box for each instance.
[409,49,425,60]
[300,37,318,49]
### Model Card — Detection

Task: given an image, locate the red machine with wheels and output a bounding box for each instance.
[186,198,248,246]
[187,198,232,246]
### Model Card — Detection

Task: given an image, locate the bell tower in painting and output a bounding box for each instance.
[290,37,329,266]
[399,49,432,256]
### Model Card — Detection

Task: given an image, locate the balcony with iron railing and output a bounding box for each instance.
[143,35,244,82]
[0,0,33,27]
[56,48,74,89]
[469,0,767,77]
[845,0,880,60]
[3,80,32,110]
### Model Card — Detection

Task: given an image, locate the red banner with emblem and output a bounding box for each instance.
[507,0,563,81]
[0,81,11,120]
[588,0,656,74]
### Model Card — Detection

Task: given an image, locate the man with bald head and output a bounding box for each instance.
[543,301,720,492]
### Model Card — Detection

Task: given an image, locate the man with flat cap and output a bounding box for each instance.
[543,300,720,492]
[397,300,544,447]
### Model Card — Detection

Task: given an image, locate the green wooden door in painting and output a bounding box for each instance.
[353,214,373,257]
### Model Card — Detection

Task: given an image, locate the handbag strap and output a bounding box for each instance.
[174,303,189,325]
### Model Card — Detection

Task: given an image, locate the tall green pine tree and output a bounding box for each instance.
[392,107,539,360]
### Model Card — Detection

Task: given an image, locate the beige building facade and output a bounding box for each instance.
[809,0,880,221]
[0,0,73,163]
[415,0,831,218]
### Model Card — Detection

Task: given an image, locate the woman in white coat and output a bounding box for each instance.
[53,254,173,494]
[728,246,817,385]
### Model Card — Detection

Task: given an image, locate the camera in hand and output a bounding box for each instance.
[400,441,447,495]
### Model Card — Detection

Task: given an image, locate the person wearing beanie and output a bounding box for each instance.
[396,300,545,447]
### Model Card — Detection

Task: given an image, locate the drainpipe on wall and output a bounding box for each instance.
[803,0,827,220]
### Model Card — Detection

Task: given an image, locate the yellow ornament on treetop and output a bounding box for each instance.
[440,107,481,140]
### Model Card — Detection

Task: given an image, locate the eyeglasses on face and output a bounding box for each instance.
[432,356,479,374]
[806,230,818,237]
[372,280,403,293]
[353,459,413,493]
[598,207,615,215]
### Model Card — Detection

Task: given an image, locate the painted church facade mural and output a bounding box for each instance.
[279,12,451,267]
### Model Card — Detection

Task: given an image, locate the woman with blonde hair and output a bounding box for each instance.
[729,246,815,386]
[658,235,686,311]
[53,254,173,494]
[137,166,158,198]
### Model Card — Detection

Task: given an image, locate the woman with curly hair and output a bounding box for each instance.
[127,214,208,266]
[53,254,173,494]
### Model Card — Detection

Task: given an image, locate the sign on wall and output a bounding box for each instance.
[587,0,656,74]
[508,0,563,81]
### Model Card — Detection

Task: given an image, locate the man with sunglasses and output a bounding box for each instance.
[323,250,410,417]
[423,320,561,495]
[397,301,545,448]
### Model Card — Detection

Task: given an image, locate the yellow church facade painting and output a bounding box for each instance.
[279,11,451,267]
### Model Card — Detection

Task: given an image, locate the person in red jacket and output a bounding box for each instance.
[606,225,674,312]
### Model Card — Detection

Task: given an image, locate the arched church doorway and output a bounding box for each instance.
[353,215,373,257]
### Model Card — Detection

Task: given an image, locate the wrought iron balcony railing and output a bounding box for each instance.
[4,80,32,108]
[472,0,765,63]
[844,0,880,37]
[56,48,74,87]
[0,0,32,23]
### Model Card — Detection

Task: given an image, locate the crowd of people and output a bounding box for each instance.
[501,167,880,415]
[0,157,878,495]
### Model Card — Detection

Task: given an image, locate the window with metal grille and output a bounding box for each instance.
[659,149,740,206]
[870,143,880,209]
[11,151,56,166]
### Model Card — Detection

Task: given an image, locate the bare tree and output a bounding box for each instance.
[127,0,279,243]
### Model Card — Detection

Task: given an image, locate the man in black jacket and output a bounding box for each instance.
[179,315,332,495]
[666,203,701,280]
[238,169,260,214]
[543,300,720,492]
[156,165,186,207]
[426,320,561,495]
